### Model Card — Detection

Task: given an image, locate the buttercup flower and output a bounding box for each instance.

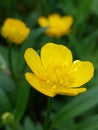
[38,14,73,37]
[1,18,30,44]
[24,43,94,97]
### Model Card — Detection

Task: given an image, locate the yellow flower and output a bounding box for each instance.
[1,18,30,44]
[38,14,73,37]
[24,43,94,97]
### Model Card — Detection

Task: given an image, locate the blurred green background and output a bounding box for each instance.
[0,0,98,130]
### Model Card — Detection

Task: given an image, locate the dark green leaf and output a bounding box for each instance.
[76,115,98,130]
[52,86,98,127]
[0,88,12,111]
[15,78,30,122]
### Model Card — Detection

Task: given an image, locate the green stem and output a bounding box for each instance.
[8,43,16,82]
[43,97,53,130]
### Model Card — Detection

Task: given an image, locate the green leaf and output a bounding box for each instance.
[24,117,36,130]
[26,11,40,28]
[73,0,93,36]
[5,126,12,130]
[83,30,98,46]
[36,123,43,130]
[91,0,98,15]
[0,88,12,111]
[15,78,30,122]
[76,115,98,130]
[0,70,15,92]
[0,45,19,78]
[53,119,76,130]
[5,124,24,130]
[57,0,76,16]
[24,117,43,130]
[0,45,9,66]
[51,86,98,128]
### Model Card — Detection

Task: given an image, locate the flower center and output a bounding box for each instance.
[45,65,73,88]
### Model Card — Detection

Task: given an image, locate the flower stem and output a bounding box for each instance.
[8,43,16,82]
[43,97,53,130]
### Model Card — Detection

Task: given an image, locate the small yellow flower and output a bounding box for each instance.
[24,43,94,97]
[1,18,30,44]
[38,14,73,37]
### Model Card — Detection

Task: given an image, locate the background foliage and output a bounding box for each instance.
[0,0,98,130]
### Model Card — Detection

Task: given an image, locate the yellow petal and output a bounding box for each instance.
[1,18,30,44]
[48,14,61,26]
[25,72,56,97]
[68,60,94,87]
[24,48,45,79]
[41,43,72,70]
[38,16,49,27]
[48,14,61,19]
[57,87,87,96]
[62,16,73,30]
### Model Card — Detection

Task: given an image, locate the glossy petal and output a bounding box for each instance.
[25,72,56,97]
[48,14,61,26]
[57,87,87,96]
[48,14,61,19]
[62,16,73,30]
[38,16,49,27]
[24,48,45,79]
[68,60,94,87]
[41,43,72,70]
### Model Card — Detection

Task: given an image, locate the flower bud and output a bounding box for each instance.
[1,112,15,126]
